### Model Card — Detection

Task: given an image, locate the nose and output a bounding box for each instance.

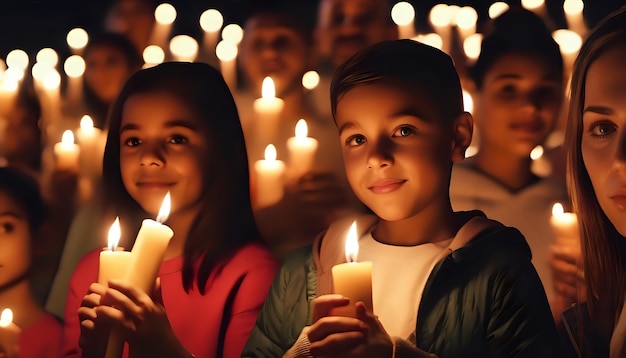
[139,142,165,167]
[366,137,393,169]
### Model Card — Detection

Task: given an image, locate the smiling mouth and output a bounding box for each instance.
[610,195,626,210]
[137,182,174,189]
[368,179,406,194]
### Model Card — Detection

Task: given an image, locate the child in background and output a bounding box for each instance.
[243,39,558,357]
[60,62,279,357]
[449,7,573,321]
[0,167,62,357]
[560,6,626,356]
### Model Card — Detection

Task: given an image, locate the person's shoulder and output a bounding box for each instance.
[457,213,532,261]
[230,242,280,270]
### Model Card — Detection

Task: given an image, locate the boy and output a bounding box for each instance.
[242,39,558,357]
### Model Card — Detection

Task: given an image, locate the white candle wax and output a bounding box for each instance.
[287,119,318,179]
[253,77,284,145]
[99,217,132,286]
[331,221,373,317]
[53,130,80,171]
[77,115,105,177]
[550,203,579,245]
[254,144,285,208]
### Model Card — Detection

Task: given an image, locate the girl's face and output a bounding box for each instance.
[0,191,31,289]
[581,43,626,237]
[475,52,562,157]
[119,92,210,220]
[85,45,135,104]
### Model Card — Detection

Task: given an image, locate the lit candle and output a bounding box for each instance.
[287,119,319,179]
[331,221,373,317]
[254,144,285,208]
[149,3,177,52]
[169,35,198,62]
[64,55,85,106]
[124,192,174,293]
[550,203,579,246]
[253,77,284,145]
[429,4,452,54]
[53,130,80,171]
[99,217,132,286]
[391,2,416,39]
[564,0,587,37]
[215,40,238,92]
[0,308,21,356]
[77,115,105,177]
[199,9,223,64]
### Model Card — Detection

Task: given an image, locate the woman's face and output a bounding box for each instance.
[581,43,626,236]
[474,52,563,157]
[84,45,135,104]
[0,191,31,290]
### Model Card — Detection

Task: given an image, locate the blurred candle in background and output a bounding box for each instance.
[391,2,416,39]
[287,119,318,179]
[254,144,285,208]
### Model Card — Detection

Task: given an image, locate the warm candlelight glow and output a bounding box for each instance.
[42,69,61,90]
[155,3,177,25]
[36,48,58,67]
[391,2,415,26]
[108,217,121,251]
[429,4,451,27]
[261,76,276,98]
[462,90,473,114]
[563,0,584,15]
[552,203,565,217]
[215,40,238,61]
[530,145,544,160]
[64,55,85,78]
[0,308,12,327]
[301,70,320,90]
[66,28,89,51]
[345,221,359,263]
[463,33,482,60]
[413,33,443,50]
[31,62,53,82]
[489,2,509,19]
[456,6,478,30]
[553,29,582,55]
[200,9,223,32]
[156,191,171,223]
[6,49,29,71]
[221,24,244,45]
[143,45,165,64]
[80,115,94,131]
[522,0,544,10]
[62,130,75,144]
[264,144,277,161]
[295,119,308,138]
[169,35,198,62]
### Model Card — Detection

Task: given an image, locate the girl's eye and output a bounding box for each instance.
[589,121,617,138]
[392,125,416,137]
[124,137,141,147]
[346,135,366,147]
[168,135,188,144]
[0,222,15,234]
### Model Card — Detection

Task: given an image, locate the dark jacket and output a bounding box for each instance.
[242,211,558,357]
[559,303,609,357]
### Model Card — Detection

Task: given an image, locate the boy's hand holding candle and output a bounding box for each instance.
[331,221,373,317]
[0,308,21,357]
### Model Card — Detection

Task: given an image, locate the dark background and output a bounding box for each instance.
[0,0,623,60]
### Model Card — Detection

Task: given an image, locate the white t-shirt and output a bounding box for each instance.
[358,231,452,340]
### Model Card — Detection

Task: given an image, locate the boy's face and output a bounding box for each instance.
[335,82,466,221]
[0,191,32,289]
[474,52,562,158]
[240,19,310,97]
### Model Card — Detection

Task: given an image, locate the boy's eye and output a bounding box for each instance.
[346,135,366,147]
[392,126,415,137]
[497,85,517,99]
[124,137,142,147]
[589,121,617,138]
[168,135,188,144]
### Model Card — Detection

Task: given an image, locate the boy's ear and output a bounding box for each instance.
[450,112,474,162]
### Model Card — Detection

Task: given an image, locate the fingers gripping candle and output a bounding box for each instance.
[331,221,373,317]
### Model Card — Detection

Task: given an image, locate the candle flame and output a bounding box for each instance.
[552,203,564,216]
[345,221,359,263]
[0,308,13,327]
[156,192,171,223]
[108,217,121,251]
[295,119,308,138]
[62,130,75,144]
[261,76,276,98]
[80,115,94,130]
[264,144,277,161]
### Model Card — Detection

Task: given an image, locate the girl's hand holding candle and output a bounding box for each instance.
[254,144,285,208]
[53,130,80,172]
[99,217,132,286]
[331,221,373,317]
[0,308,21,357]
[287,119,319,179]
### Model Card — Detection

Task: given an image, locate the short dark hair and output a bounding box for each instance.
[470,7,563,89]
[331,39,464,124]
[0,166,46,234]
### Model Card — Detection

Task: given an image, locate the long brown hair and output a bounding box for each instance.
[565,5,626,340]
[103,62,261,294]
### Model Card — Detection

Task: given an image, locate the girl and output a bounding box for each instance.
[561,6,626,356]
[60,62,280,357]
[0,167,62,357]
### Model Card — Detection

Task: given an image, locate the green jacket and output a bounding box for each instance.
[242,211,558,357]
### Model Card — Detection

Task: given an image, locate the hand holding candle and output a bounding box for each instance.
[54,130,80,171]
[331,221,373,317]
[0,308,21,357]
[287,119,318,179]
[254,144,285,208]
[99,217,132,286]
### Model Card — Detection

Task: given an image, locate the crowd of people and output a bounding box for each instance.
[0,0,625,356]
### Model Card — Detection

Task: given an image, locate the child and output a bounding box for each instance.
[60,62,280,357]
[0,167,62,357]
[242,39,558,357]
[449,7,573,321]
[560,6,626,356]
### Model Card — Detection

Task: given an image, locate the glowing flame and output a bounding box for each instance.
[261,76,276,99]
[108,217,121,251]
[295,119,308,138]
[345,221,359,263]
[552,203,564,217]
[80,115,94,131]
[156,192,171,223]
[264,144,277,161]
[0,308,13,327]
[62,130,75,144]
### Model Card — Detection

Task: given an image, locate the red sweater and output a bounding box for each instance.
[19,312,62,357]
[61,242,279,358]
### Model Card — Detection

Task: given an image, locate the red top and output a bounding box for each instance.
[60,242,279,358]
[20,313,62,357]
